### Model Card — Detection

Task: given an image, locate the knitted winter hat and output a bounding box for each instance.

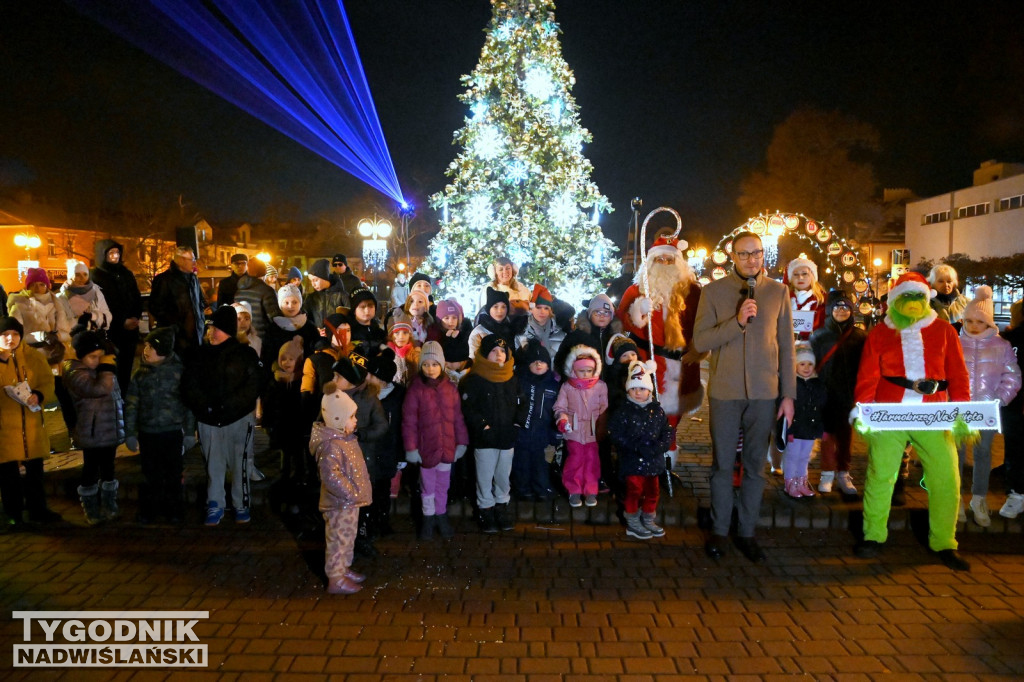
[435,298,463,323]
[264,264,278,279]
[587,293,615,317]
[787,257,818,283]
[144,327,175,358]
[349,287,377,311]
[72,261,89,278]
[286,266,303,282]
[963,285,996,329]
[625,359,656,391]
[484,287,511,313]
[516,338,551,367]
[795,343,816,366]
[25,268,50,289]
[605,333,639,365]
[321,382,358,430]
[889,272,935,300]
[824,289,853,315]
[332,350,368,386]
[277,283,303,307]
[0,316,25,338]
[308,258,331,281]
[72,328,105,359]
[479,334,509,359]
[210,305,238,337]
[278,335,304,365]
[531,284,554,308]
[573,355,597,373]
[247,259,267,279]
[231,301,252,321]
[366,346,398,382]
[418,340,446,370]
[408,272,432,292]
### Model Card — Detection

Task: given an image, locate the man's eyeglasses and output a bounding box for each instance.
[735,249,764,260]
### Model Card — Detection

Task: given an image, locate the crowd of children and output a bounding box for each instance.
[6,251,1024,593]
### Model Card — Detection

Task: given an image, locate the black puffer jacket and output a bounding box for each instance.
[90,239,142,333]
[63,358,125,448]
[809,316,867,432]
[344,383,389,480]
[459,355,518,450]
[124,353,193,436]
[375,382,406,481]
[608,399,672,478]
[182,338,263,427]
[149,261,207,355]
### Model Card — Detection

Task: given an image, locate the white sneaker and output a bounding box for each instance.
[958,502,967,524]
[999,492,1024,519]
[836,471,857,496]
[818,471,835,493]
[969,495,991,527]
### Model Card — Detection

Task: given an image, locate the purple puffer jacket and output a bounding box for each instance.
[402,374,469,468]
[960,328,1022,406]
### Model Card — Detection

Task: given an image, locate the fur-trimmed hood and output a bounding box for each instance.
[562,343,603,378]
[574,309,622,337]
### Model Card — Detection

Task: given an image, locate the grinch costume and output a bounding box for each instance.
[854,272,970,563]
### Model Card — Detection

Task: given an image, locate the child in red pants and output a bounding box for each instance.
[608,360,674,539]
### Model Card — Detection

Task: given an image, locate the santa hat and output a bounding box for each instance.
[889,272,936,301]
[963,285,996,329]
[605,333,638,365]
[647,235,688,261]
[625,359,656,391]
[321,382,358,430]
[787,257,818,283]
[531,284,554,308]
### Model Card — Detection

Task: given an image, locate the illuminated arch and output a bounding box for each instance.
[701,212,870,297]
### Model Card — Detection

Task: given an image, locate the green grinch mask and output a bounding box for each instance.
[887,292,931,330]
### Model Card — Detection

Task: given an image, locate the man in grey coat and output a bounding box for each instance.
[693,231,796,563]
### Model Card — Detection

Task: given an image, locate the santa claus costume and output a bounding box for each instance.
[854,272,970,566]
[616,236,705,465]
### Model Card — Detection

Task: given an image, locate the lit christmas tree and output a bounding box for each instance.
[428,0,617,308]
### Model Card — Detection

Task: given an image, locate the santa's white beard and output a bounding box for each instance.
[646,261,691,309]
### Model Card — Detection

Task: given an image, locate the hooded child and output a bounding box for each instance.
[310,384,371,594]
[364,345,405,537]
[554,344,609,508]
[427,298,473,381]
[512,339,560,500]
[263,335,311,494]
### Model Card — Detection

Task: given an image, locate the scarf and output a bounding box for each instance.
[935,290,959,305]
[568,376,599,390]
[272,313,308,331]
[273,361,298,384]
[469,352,514,383]
[65,281,95,297]
[627,394,653,407]
[390,341,412,358]
[793,289,815,307]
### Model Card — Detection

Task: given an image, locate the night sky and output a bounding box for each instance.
[2,0,1023,248]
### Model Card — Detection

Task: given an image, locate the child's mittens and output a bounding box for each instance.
[454,444,467,460]
[556,417,570,434]
[124,436,139,452]
[406,450,422,463]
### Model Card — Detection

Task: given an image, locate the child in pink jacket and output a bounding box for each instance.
[957,286,1021,527]
[554,344,608,507]
[403,341,469,540]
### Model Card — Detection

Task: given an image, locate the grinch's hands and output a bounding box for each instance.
[777,397,794,427]
[682,347,707,366]
[737,299,757,327]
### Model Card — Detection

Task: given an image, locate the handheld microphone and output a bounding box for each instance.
[746,277,757,321]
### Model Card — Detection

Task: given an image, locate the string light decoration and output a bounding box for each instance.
[428,0,617,299]
[704,212,870,295]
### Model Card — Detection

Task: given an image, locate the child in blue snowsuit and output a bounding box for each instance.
[513,339,560,500]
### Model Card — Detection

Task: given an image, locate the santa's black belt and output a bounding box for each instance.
[625,333,685,361]
[883,376,948,395]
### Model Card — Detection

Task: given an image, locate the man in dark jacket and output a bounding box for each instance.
[217,254,248,308]
[331,253,363,296]
[90,239,143,391]
[232,259,281,344]
[149,246,207,357]
[182,306,263,526]
[303,258,349,332]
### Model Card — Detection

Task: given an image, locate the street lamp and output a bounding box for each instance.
[359,215,392,296]
[256,251,271,263]
[14,233,42,280]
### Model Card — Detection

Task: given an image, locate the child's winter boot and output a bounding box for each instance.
[494,503,514,531]
[435,514,455,538]
[784,478,804,499]
[419,515,436,540]
[641,511,665,537]
[77,483,103,525]
[796,476,816,497]
[100,480,120,521]
[479,507,498,534]
[624,511,652,539]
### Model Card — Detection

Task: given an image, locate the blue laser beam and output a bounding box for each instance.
[72,0,405,205]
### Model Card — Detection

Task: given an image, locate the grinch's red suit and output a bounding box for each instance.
[854,271,971,557]
[616,236,705,420]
